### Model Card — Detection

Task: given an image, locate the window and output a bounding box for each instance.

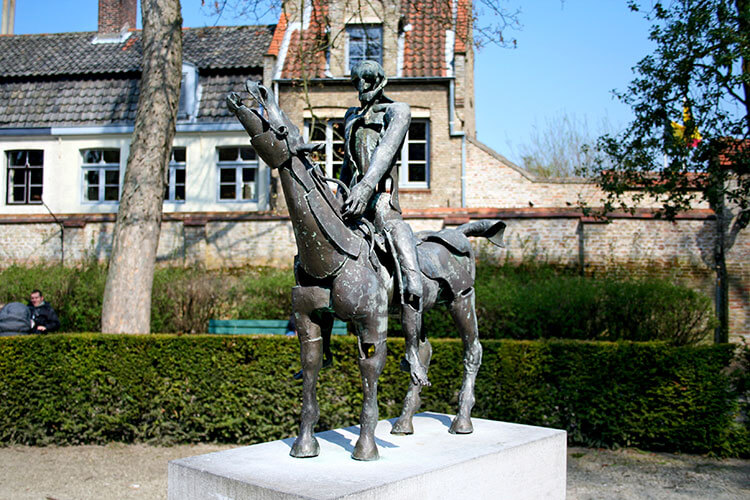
[304,119,345,179]
[6,150,43,205]
[398,120,430,188]
[81,149,120,203]
[217,147,258,201]
[165,148,186,202]
[347,25,383,72]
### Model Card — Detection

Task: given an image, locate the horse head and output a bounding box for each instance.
[226,81,315,169]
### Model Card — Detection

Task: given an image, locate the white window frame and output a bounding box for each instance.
[398,119,430,189]
[216,146,259,202]
[6,149,44,205]
[81,148,120,204]
[165,147,186,203]
[303,119,345,179]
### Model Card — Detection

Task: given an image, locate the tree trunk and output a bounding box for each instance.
[101,0,183,334]
[714,194,730,344]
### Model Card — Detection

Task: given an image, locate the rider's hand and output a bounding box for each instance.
[342,183,373,219]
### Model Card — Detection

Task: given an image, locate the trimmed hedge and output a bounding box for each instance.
[0,334,746,456]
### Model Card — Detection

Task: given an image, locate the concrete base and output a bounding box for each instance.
[168,412,566,500]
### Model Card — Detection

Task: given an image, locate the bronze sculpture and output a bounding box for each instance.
[227,67,504,461]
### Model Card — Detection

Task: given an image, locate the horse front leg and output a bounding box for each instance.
[354,335,387,460]
[290,285,330,458]
[448,287,482,434]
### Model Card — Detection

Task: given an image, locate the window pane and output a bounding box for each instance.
[29,168,43,184]
[220,168,235,183]
[310,122,327,141]
[9,151,26,166]
[218,148,237,162]
[409,143,426,162]
[409,164,426,183]
[27,150,43,166]
[12,186,25,203]
[29,186,43,202]
[219,185,236,200]
[83,150,101,164]
[240,147,256,161]
[175,168,185,184]
[104,186,119,201]
[331,121,345,141]
[87,187,99,201]
[104,170,119,185]
[8,168,20,186]
[173,148,186,163]
[86,170,99,185]
[242,168,256,183]
[175,185,185,201]
[241,182,256,200]
[410,122,426,140]
[103,150,119,164]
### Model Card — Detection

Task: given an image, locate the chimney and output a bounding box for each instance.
[1,0,16,35]
[98,0,137,35]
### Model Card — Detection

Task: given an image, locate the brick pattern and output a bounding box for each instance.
[98,0,137,34]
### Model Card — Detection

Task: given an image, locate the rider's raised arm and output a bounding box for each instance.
[359,102,411,191]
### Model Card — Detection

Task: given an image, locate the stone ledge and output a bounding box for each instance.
[168,412,566,500]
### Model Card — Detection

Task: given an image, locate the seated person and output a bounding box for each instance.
[28,289,60,333]
[0,302,33,336]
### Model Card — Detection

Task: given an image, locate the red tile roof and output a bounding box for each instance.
[280,0,330,79]
[273,0,472,79]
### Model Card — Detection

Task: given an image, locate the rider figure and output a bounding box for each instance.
[341,60,429,386]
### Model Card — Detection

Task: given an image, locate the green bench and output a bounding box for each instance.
[208,319,348,335]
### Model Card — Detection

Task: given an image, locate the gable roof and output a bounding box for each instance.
[0,25,275,78]
[270,0,471,80]
[0,25,274,129]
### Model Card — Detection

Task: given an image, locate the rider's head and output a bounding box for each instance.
[351,60,387,107]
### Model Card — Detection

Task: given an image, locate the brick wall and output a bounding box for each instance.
[1,210,747,340]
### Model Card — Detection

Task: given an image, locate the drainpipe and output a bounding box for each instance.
[448,78,466,207]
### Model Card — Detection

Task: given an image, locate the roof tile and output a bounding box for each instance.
[0,25,275,78]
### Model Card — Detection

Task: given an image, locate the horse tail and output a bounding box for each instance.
[456,220,506,248]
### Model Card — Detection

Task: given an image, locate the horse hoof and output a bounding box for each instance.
[449,417,474,434]
[352,438,379,461]
[390,418,414,435]
[290,436,320,458]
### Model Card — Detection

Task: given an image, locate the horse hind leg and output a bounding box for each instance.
[391,338,432,435]
[449,287,482,435]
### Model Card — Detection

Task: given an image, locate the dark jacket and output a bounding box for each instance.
[0,302,33,336]
[28,301,60,333]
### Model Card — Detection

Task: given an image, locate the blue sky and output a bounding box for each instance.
[9,0,653,165]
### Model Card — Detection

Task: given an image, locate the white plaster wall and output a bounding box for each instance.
[0,130,269,215]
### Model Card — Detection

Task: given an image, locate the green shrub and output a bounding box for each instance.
[0,335,745,456]
[470,265,714,344]
[0,264,715,344]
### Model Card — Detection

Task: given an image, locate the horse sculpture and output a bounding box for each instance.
[227,81,505,461]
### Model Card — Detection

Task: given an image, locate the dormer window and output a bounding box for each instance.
[178,62,199,120]
[347,25,383,73]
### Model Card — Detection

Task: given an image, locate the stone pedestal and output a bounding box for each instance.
[168,412,566,499]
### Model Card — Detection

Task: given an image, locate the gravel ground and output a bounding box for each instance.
[0,444,747,499]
